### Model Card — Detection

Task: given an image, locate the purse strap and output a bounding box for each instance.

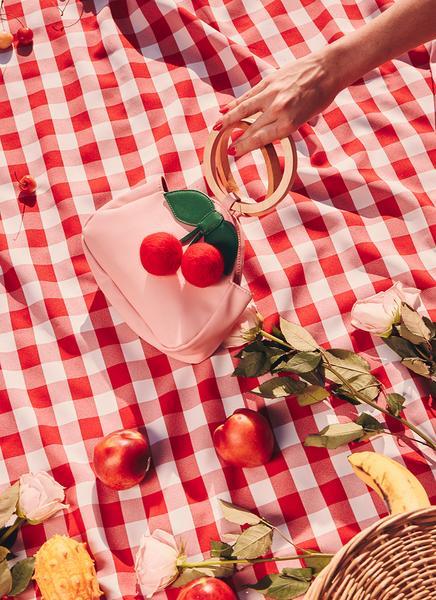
[203,116,297,217]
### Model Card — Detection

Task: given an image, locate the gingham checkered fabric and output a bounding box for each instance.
[0,0,435,598]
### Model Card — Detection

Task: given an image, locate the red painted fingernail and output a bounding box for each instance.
[213,121,223,131]
[219,105,229,114]
[232,130,244,142]
[228,146,236,156]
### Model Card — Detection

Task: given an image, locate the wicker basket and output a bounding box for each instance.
[306,506,436,599]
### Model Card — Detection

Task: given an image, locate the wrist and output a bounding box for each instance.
[322,35,376,90]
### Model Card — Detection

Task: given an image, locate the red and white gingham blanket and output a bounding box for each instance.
[0,1,435,598]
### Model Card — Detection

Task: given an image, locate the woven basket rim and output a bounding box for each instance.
[305,506,436,599]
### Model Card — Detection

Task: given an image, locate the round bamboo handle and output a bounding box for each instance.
[203,116,297,216]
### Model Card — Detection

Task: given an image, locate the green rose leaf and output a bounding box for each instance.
[384,335,419,359]
[386,393,406,417]
[400,304,431,343]
[281,567,313,581]
[0,548,9,563]
[402,357,431,377]
[0,482,19,529]
[172,569,209,588]
[399,325,427,345]
[279,318,319,352]
[172,563,234,587]
[0,561,12,596]
[247,568,313,599]
[218,499,261,526]
[422,317,436,339]
[210,540,234,559]
[303,553,332,575]
[335,373,380,403]
[356,412,384,434]
[296,385,330,406]
[233,524,273,559]
[300,366,326,388]
[304,423,364,449]
[9,557,35,596]
[233,352,271,378]
[253,377,307,399]
[323,350,370,384]
[280,351,321,374]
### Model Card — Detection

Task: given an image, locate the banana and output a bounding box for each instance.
[348,451,430,514]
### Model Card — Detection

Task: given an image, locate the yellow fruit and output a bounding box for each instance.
[348,451,430,514]
[0,31,13,50]
[34,535,102,600]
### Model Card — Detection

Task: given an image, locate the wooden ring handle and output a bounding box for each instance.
[203,116,297,216]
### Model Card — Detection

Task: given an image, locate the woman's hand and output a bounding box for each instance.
[215,0,436,158]
[215,49,341,157]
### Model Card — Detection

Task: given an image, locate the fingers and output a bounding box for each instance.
[228,110,275,153]
[222,78,267,114]
[230,118,294,156]
[219,94,266,131]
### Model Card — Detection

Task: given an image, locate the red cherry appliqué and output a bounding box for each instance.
[140,232,183,276]
[18,174,37,194]
[16,27,33,46]
[181,242,224,287]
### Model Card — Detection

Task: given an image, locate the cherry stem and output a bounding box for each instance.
[53,3,84,31]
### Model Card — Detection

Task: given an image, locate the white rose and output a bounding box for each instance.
[135,530,180,597]
[351,281,421,337]
[223,303,263,347]
[18,472,68,524]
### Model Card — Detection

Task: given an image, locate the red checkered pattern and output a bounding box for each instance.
[0,0,435,598]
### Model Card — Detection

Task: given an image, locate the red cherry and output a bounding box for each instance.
[140,232,182,276]
[213,408,275,468]
[181,242,224,288]
[18,174,37,194]
[16,27,33,45]
[178,577,237,599]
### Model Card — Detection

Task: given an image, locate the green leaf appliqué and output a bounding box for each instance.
[165,190,214,225]
[164,189,239,275]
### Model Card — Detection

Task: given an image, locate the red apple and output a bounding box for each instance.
[93,429,151,490]
[178,577,237,599]
[213,408,274,467]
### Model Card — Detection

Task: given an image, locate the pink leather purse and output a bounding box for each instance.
[82,119,297,363]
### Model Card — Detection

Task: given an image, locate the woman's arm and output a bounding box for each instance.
[217,0,436,157]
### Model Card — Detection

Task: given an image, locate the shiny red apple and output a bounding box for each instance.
[213,408,275,468]
[93,429,151,490]
[178,577,237,599]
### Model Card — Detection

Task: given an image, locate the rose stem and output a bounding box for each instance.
[321,351,436,450]
[180,553,334,568]
[259,330,435,450]
[260,519,313,555]
[0,517,25,546]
